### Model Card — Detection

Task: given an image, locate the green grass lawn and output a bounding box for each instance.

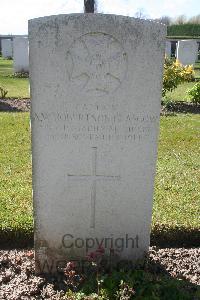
[153,114,199,229]
[165,81,196,102]
[195,61,200,69]
[0,57,29,98]
[0,112,199,245]
[0,113,32,238]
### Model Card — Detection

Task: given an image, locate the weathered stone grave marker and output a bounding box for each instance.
[165,41,171,57]
[177,39,198,65]
[13,37,29,73]
[29,14,166,273]
[1,39,13,58]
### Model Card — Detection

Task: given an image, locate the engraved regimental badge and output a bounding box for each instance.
[66,32,128,96]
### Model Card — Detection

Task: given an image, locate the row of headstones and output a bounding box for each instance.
[1,37,29,72]
[165,39,200,65]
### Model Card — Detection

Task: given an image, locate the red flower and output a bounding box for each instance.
[86,251,98,260]
[96,246,105,254]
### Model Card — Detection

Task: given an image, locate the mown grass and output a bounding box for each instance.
[0,113,32,241]
[0,57,29,98]
[153,115,199,228]
[165,81,196,102]
[0,112,199,246]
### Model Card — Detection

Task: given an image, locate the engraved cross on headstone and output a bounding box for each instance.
[68,147,120,228]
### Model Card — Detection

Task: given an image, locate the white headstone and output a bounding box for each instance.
[1,39,13,58]
[165,41,171,57]
[177,39,198,65]
[13,37,29,73]
[29,14,166,273]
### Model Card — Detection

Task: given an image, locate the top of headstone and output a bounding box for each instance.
[29,13,166,30]
[179,39,197,42]
[29,13,166,110]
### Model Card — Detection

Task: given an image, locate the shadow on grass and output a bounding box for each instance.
[0,98,30,112]
[0,225,199,250]
[151,224,200,248]
[162,101,200,115]
[0,229,33,249]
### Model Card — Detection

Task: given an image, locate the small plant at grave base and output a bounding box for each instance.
[162,57,194,97]
[86,246,106,295]
[187,82,200,104]
[64,246,111,299]
[0,86,8,98]
[12,71,29,78]
[63,261,85,291]
[62,245,197,300]
[116,281,135,300]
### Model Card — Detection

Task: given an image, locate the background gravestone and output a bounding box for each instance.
[177,39,198,65]
[13,37,29,73]
[1,39,13,58]
[165,41,171,57]
[29,14,166,273]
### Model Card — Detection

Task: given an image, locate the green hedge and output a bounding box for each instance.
[167,24,200,37]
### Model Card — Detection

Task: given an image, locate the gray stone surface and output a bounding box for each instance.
[177,39,198,65]
[1,39,13,58]
[13,37,29,73]
[165,41,171,57]
[29,14,166,273]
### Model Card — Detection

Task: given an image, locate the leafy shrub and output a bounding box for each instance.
[162,57,194,97]
[187,82,200,104]
[0,86,8,98]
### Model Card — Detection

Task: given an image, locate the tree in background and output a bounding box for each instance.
[155,16,172,25]
[188,14,200,24]
[173,15,187,24]
[169,14,200,25]
[135,8,148,19]
[159,16,172,25]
